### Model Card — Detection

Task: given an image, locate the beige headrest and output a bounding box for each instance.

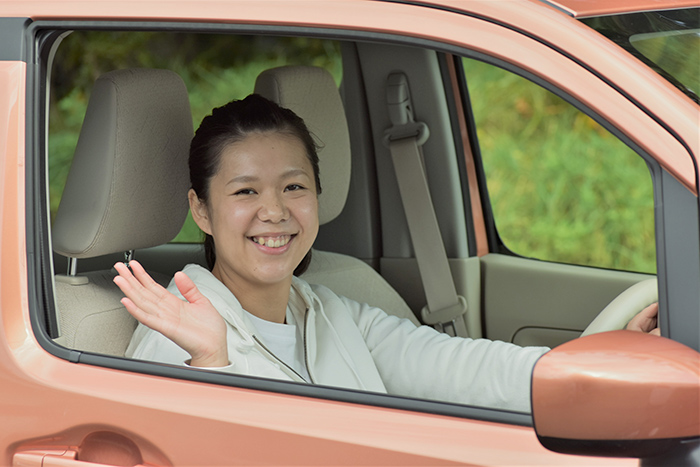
[52,68,193,258]
[254,66,351,225]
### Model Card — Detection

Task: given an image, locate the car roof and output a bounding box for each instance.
[3,0,697,21]
[541,0,698,17]
[411,0,697,18]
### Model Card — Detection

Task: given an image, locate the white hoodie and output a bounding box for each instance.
[126,264,548,412]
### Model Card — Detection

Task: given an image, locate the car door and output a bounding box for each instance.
[1,1,696,465]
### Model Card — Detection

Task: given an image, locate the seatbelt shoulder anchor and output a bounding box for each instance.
[382,72,430,147]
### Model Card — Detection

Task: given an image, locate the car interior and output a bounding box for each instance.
[47,31,657,398]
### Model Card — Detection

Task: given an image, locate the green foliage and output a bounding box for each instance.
[463,58,656,273]
[47,32,656,273]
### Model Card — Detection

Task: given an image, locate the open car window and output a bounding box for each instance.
[30,10,692,437]
[45,27,542,426]
[462,57,656,274]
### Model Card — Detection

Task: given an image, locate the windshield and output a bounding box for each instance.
[581,8,699,103]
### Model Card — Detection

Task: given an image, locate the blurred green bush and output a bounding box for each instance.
[48,32,655,274]
[463,58,655,273]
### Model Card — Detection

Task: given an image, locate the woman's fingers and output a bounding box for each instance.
[626,302,659,334]
[119,296,155,327]
[129,260,170,297]
[173,271,208,306]
[114,261,178,317]
[115,261,165,299]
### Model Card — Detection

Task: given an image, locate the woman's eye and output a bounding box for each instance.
[234,188,256,195]
[285,184,305,192]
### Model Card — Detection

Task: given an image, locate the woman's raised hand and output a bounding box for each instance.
[113,260,229,367]
[626,302,661,336]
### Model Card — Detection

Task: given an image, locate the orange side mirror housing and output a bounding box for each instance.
[532,330,700,458]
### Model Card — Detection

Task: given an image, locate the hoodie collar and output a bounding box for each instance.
[181,264,316,336]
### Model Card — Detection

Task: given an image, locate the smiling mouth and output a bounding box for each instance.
[249,235,294,248]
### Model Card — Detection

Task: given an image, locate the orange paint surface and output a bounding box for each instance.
[0,1,696,464]
[533,330,700,440]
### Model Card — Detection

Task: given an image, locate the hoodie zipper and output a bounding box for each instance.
[252,335,309,383]
[303,308,315,384]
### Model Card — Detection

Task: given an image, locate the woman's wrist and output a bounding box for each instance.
[189,347,229,368]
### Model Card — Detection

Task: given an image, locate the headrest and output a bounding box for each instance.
[254,66,351,225]
[52,68,193,259]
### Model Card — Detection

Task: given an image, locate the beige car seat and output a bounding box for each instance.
[255,66,419,325]
[52,68,193,356]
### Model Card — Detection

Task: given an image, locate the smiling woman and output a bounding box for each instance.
[187,98,321,322]
[115,92,551,412]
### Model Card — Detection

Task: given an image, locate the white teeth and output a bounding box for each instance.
[253,236,290,248]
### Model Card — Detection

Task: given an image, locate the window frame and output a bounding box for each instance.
[26,15,699,430]
[29,19,536,428]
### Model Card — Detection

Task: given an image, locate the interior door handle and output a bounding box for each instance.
[13,431,148,467]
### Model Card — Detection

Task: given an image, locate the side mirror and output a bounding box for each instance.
[532,330,700,459]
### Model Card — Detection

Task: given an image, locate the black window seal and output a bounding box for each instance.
[0,17,31,61]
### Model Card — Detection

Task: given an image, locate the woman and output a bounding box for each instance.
[114,94,658,412]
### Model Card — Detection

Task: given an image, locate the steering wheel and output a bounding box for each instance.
[581,278,658,337]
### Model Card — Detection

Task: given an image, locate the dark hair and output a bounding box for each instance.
[189,94,322,275]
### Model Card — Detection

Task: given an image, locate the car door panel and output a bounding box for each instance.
[481,254,654,347]
[2,337,635,466]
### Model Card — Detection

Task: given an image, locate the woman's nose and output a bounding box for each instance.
[258,192,289,223]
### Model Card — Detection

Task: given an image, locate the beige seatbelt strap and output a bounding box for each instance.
[383,72,469,337]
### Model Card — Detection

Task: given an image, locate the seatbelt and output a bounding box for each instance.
[383,72,469,337]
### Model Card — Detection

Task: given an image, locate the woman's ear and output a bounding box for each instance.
[189,189,213,235]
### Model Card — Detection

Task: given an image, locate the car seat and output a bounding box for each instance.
[255,66,419,325]
[52,68,193,356]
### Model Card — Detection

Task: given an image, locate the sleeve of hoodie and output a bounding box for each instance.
[342,296,549,413]
[125,322,192,365]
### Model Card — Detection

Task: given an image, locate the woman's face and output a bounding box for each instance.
[190,131,319,289]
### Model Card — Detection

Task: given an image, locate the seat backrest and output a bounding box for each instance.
[52,68,193,356]
[255,66,419,325]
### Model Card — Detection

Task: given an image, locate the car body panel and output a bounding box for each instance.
[544,0,700,17]
[533,330,700,441]
[1,0,698,464]
[0,60,28,352]
[0,14,636,466]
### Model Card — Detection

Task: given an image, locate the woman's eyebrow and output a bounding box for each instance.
[226,175,259,186]
[281,168,311,179]
[225,168,310,187]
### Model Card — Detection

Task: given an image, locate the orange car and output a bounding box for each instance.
[1,0,698,465]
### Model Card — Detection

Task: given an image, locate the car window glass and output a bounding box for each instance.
[45,29,542,421]
[630,29,700,97]
[462,57,656,273]
[49,31,342,243]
